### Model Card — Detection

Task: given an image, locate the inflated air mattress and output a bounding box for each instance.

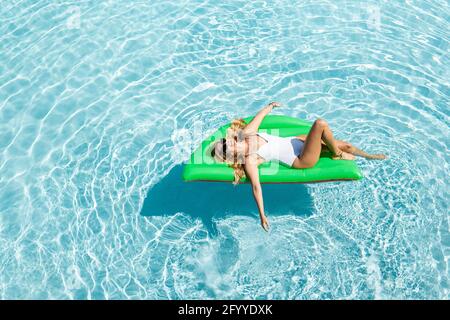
[182,115,363,183]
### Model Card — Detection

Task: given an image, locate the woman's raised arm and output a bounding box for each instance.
[243,102,281,134]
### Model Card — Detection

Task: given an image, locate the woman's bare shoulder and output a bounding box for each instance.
[243,127,257,135]
[244,154,265,168]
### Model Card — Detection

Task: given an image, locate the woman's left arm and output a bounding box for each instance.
[244,102,281,134]
[244,160,270,232]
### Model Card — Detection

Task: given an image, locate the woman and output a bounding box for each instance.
[211,102,386,232]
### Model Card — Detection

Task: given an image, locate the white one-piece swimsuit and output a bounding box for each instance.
[250,132,305,167]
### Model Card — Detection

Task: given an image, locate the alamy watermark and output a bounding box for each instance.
[367,5,381,31]
[66,6,81,30]
[170,118,283,175]
[66,265,82,290]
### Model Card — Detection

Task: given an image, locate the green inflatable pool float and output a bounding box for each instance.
[182,115,363,183]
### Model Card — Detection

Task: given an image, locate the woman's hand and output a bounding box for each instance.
[268,101,281,109]
[260,215,270,232]
[244,102,282,134]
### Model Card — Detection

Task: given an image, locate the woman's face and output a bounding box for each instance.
[215,137,245,161]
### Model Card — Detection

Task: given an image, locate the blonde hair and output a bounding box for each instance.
[211,118,247,185]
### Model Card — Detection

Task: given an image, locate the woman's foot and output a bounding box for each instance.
[366,154,387,160]
[332,150,355,160]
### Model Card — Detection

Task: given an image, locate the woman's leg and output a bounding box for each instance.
[338,142,387,159]
[297,132,387,161]
[292,119,353,169]
[297,134,328,153]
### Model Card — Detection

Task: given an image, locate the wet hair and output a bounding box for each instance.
[210,118,247,185]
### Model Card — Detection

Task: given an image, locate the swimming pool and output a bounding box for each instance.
[0,0,448,299]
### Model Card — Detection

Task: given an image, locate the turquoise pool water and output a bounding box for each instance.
[0,0,448,299]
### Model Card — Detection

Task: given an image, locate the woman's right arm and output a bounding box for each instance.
[243,102,281,134]
[244,160,270,232]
